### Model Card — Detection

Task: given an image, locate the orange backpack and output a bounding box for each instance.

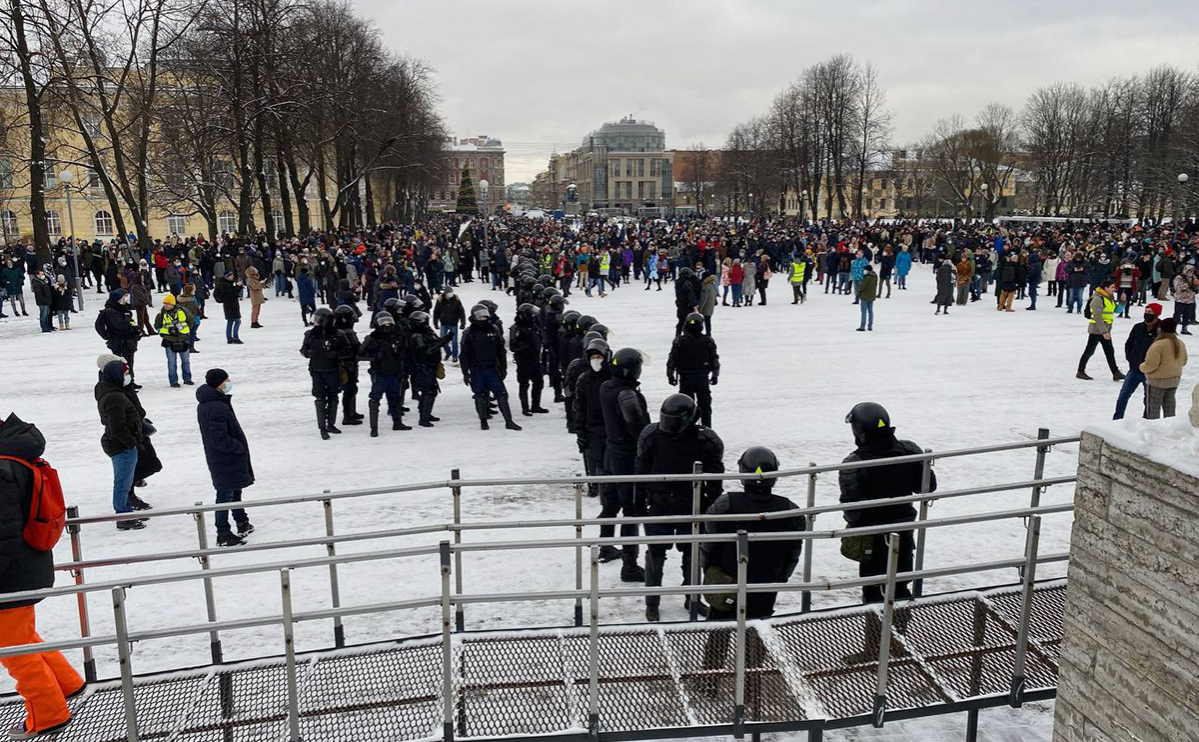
[0,456,67,551]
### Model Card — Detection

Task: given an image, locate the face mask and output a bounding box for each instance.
[590,358,603,372]
[221,381,234,395]
[1144,315,1156,323]
[123,373,132,387]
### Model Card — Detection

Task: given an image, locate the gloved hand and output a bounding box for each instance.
[577,436,587,453]
[463,372,472,387]
[499,367,507,381]
[710,375,719,386]
[667,374,677,386]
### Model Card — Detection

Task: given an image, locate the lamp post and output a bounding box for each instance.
[1178,173,1189,223]
[861,187,868,219]
[479,178,489,258]
[801,189,808,221]
[979,183,989,222]
[747,192,753,221]
[58,168,82,310]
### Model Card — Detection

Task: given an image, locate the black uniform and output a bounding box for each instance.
[599,377,650,565]
[509,317,545,415]
[540,307,563,399]
[675,277,699,335]
[634,422,725,610]
[300,323,350,435]
[574,363,609,496]
[359,324,409,431]
[563,357,588,435]
[408,322,443,426]
[838,430,937,603]
[461,317,521,429]
[667,331,720,427]
[335,312,363,425]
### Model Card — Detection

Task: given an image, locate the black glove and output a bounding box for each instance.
[667,374,677,386]
[463,372,472,387]
[710,374,719,386]
[576,436,587,453]
[498,367,507,381]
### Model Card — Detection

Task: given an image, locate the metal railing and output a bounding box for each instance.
[2,431,1076,742]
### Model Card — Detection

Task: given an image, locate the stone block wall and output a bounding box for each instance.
[1053,432,1199,741]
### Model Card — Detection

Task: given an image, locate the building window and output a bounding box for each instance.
[44,160,58,190]
[82,113,103,138]
[94,210,114,236]
[1,210,18,237]
[271,209,284,231]
[880,199,887,210]
[611,160,620,178]
[626,160,633,177]
[87,168,103,196]
[0,160,12,191]
[167,214,186,235]
[637,182,645,201]
[880,179,888,191]
[637,159,645,177]
[648,182,656,200]
[218,210,236,235]
[46,210,62,236]
[481,158,488,169]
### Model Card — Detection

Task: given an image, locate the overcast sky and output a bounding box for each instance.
[359,0,1199,183]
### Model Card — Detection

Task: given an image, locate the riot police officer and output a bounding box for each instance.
[667,312,720,428]
[573,337,610,499]
[359,312,410,435]
[300,307,350,440]
[510,303,549,416]
[599,347,650,582]
[408,311,446,427]
[333,305,363,426]
[461,304,522,431]
[634,394,725,622]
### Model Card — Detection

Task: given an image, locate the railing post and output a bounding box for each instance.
[66,506,96,682]
[574,475,584,628]
[689,461,703,622]
[1029,428,1050,509]
[112,587,140,742]
[733,531,749,740]
[451,469,465,632]
[801,463,816,613]
[440,541,455,742]
[1009,515,1041,708]
[807,730,823,742]
[280,569,302,742]
[193,503,223,664]
[912,449,933,598]
[872,534,900,729]
[322,497,345,648]
[966,708,980,742]
[588,545,601,742]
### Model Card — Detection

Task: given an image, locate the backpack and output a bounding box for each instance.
[95,309,112,340]
[0,456,67,550]
[1083,299,1092,320]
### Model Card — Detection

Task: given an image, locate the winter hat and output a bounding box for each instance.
[102,359,126,385]
[162,294,176,305]
[55,274,65,283]
[109,289,128,303]
[205,368,229,388]
[1158,318,1179,334]
[96,353,123,369]
[1145,303,1163,317]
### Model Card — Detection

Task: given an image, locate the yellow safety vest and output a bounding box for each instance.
[790,261,806,284]
[158,308,191,338]
[601,253,611,271]
[1088,294,1115,326]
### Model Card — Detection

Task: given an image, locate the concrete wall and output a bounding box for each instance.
[1053,432,1199,741]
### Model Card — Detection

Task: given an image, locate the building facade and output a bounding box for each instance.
[428,135,506,212]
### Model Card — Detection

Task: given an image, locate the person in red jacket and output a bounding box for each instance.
[0,414,85,740]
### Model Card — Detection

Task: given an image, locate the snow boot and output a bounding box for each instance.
[475,395,490,430]
[342,393,362,425]
[620,553,645,583]
[1113,371,1126,381]
[326,398,342,434]
[1076,371,1093,381]
[237,520,255,536]
[127,492,153,511]
[316,399,330,440]
[499,397,523,431]
[531,380,549,413]
[116,519,146,531]
[645,605,660,623]
[598,545,621,563]
[392,410,412,431]
[519,385,533,417]
[369,400,380,437]
[217,531,246,547]
[419,393,436,428]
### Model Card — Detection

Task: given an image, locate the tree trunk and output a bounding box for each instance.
[9,0,49,259]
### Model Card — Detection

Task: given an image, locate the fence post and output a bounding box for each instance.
[588,545,601,742]
[1029,428,1050,509]
[801,463,817,613]
[1009,515,1041,708]
[193,504,223,664]
[912,450,933,598]
[966,708,980,742]
[451,469,465,632]
[440,541,455,742]
[279,569,302,742]
[322,497,345,648]
[872,534,900,729]
[66,506,96,682]
[689,461,703,621]
[112,587,140,742]
[574,475,585,628]
[733,531,749,740]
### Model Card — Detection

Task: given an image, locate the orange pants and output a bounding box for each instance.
[0,605,84,734]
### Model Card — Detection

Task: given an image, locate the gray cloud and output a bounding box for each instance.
[358,0,1199,181]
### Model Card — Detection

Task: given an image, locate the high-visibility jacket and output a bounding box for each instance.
[1088,293,1116,327]
[600,252,611,272]
[156,308,192,339]
[789,260,806,285]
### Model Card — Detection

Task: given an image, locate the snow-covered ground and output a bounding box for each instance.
[3,266,1192,739]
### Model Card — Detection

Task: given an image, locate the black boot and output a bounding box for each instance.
[531,379,549,413]
[620,552,645,582]
[316,399,330,440]
[475,395,490,430]
[393,409,412,431]
[342,393,362,425]
[419,393,436,427]
[498,396,523,431]
[519,384,533,416]
[369,400,380,437]
[326,398,342,435]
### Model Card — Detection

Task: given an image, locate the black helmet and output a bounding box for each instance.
[684,312,704,335]
[659,394,698,436]
[470,304,490,322]
[582,330,604,347]
[313,307,334,326]
[516,303,538,323]
[584,337,610,362]
[334,304,357,326]
[737,446,779,490]
[562,310,581,329]
[410,311,430,326]
[577,315,596,332]
[589,323,609,339]
[544,287,561,299]
[539,273,554,286]
[480,299,499,314]
[609,347,644,381]
[532,284,547,297]
[383,297,402,311]
[846,402,892,444]
[521,276,535,288]
[374,311,395,327]
[549,295,566,311]
[402,293,422,308]
[679,267,695,280]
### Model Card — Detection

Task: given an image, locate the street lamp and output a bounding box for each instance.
[861,187,868,219]
[1177,173,1189,223]
[478,178,489,257]
[801,189,808,221]
[747,192,753,220]
[58,168,82,310]
[979,183,989,221]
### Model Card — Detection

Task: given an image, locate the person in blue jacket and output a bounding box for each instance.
[895,245,912,290]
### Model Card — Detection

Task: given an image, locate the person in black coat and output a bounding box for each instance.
[301,307,350,440]
[460,305,521,431]
[359,312,411,434]
[432,288,466,364]
[212,271,242,344]
[30,269,54,332]
[667,313,720,428]
[95,359,145,530]
[509,303,548,416]
[573,338,610,497]
[674,267,700,335]
[838,402,937,603]
[196,369,254,546]
[333,305,364,426]
[599,348,651,582]
[634,394,725,622]
[0,414,85,737]
[99,290,141,385]
[701,446,803,620]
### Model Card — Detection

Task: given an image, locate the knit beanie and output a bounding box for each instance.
[205,368,229,387]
